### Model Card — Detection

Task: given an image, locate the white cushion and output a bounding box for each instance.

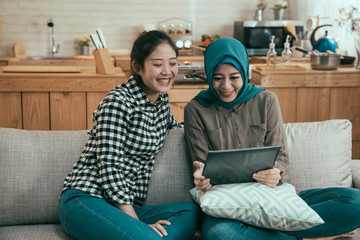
[351,160,360,189]
[284,119,352,192]
[190,182,324,231]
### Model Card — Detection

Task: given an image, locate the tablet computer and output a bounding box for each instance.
[202,145,281,185]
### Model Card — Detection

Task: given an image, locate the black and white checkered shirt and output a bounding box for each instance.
[63,77,182,206]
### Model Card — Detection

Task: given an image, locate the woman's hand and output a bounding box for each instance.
[252,162,281,188]
[193,161,211,192]
[148,220,171,237]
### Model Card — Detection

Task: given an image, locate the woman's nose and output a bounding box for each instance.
[221,79,231,89]
[161,64,171,75]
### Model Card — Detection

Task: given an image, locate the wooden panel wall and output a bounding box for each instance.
[50,92,87,130]
[0,92,22,129]
[22,93,50,130]
[1,85,359,159]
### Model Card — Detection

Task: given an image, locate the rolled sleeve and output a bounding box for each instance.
[264,92,289,183]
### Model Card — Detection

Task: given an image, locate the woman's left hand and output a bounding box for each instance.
[252,166,281,188]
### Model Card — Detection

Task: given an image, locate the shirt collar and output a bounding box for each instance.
[127,76,167,106]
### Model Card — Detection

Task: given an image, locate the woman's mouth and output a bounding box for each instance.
[157,78,171,84]
[221,90,235,97]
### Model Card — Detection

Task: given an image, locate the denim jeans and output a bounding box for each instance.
[59,189,202,240]
[202,187,360,240]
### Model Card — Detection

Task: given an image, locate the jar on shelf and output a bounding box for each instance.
[168,24,175,34]
[177,24,184,34]
[185,23,192,34]
[160,24,167,32]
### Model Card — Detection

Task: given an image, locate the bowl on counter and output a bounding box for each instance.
[310,53,341,70]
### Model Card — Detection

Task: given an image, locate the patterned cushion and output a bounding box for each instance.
[190,182,324,231]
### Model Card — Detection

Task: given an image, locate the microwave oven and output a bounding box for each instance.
[234,20,304,56]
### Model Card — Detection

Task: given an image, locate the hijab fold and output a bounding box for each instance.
[194,38,265,108]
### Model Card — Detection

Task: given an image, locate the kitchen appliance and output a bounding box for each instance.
[175,62,253,82]
[176,62,206,82]
[234,20,304,56]
[295,47,340,70]
[295,47,355,68]
[310,24,338,53]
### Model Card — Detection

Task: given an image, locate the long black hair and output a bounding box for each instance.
[130,30,178,81]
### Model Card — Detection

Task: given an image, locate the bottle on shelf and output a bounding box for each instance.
[281,35,292,67]
[267,35,277,67]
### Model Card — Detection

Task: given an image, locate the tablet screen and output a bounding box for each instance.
[202,145,281,185]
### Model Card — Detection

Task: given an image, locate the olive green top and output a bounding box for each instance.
[184,90,289,183]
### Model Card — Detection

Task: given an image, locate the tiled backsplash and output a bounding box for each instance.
[0,0,287,57]
[0,0,358,58]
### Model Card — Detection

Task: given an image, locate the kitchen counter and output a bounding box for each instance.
[251,63,360,88]
[0,66,126,130]
[6,56,97,67]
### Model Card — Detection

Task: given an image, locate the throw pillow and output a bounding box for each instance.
[284,119,352,193]
[190,182,324,231]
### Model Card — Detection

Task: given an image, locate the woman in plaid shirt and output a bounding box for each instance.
[59,31,202,240]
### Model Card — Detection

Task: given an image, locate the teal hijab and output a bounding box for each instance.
[194,38,265,108]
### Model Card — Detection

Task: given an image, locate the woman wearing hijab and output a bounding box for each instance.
[184,37,360,240]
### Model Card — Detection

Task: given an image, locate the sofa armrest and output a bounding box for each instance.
[351,160,360,189]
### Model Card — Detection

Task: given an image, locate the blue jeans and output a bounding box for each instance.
[202,187,360,240]
[59,189,202,240]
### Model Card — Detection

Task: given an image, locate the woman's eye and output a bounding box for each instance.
[153,64,162,67]
[213,77,222,81]
[230,76,240,80]
[170,62,177,66]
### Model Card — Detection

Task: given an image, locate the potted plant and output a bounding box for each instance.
[336,6,360,69]
[255,0,267,21]
[273,0,287,20]
[77,37,91,56]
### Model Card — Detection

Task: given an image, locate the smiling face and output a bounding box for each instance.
[136,42,178,103]
[211,63,243,103]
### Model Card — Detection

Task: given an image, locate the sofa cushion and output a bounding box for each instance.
[0,128,88,226]
[0,127,193,227]
[0,224,73,240]
[284,119,352,192]
[351,160,360,188]
[144,128,194,205]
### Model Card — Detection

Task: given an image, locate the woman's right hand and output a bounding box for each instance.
[193,161,211,192]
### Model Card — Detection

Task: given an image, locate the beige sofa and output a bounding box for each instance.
[0,119,359,239]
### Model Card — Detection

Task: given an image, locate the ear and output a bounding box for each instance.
[131,61,141,74]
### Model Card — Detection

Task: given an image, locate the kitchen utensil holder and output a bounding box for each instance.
[93,48,116,75]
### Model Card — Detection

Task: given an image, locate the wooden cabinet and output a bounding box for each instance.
[251,64,360,159]
[0,67,126,130]
[1,63,359,159]
[169,84,208,123]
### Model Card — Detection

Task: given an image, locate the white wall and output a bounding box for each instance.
[0,0,358,57]
[289,0,360,57]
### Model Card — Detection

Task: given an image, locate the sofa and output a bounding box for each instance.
[0,119,359,240]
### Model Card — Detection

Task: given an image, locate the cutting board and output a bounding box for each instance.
[255,64,306,72]
[2,65,82,73]
[12,42,27,57]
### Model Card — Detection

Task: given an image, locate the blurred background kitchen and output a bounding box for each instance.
[0,0,359,58]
